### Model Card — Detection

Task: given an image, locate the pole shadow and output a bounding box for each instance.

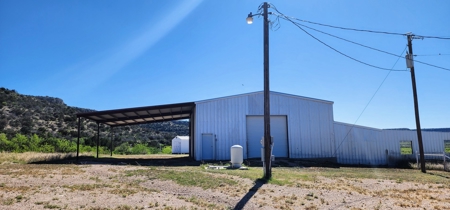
[428,172,450,179]
[234,178,268,210]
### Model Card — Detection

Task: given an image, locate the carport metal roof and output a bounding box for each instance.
[76,102,195,127]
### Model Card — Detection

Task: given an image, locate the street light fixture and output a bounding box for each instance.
[247,2,272,179]
[246,12,254,24]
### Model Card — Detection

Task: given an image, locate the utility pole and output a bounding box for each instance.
[97,122,100,158]
[246,2,272,179]
[406,34,426,173]
[262,2,272,179]
[110,128,114,157]
[77,117,81,162]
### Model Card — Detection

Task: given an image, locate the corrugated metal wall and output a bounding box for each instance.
[193,91,450,164]
[335,122,450,165]
[194,91,335,161]
[195,94,248,161]
[382,130,450,162]
[334,122,385,165]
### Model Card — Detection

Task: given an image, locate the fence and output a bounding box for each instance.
[415,151,450,171]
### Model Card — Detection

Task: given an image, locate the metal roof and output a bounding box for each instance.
[75,91,330,127]
[76,102,195,127]
[195,91,334,104]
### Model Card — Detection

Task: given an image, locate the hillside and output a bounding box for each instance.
[0,87,189,146]
[384,128,450,132]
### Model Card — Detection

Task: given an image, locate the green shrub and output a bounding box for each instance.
[0,132,171,156]
[130,143,149,155]
[56,139,76,153]
[40,137,58,149]
[10,134,29,152]
[161,146,172,154]
[29,134,41,152]
[148,146,159,154]
[93,146,108,155]
[0,133,17,152]
[100,146,110,155]
[80,145,93,153]
[114,142,131,155]
[39,144,55,153]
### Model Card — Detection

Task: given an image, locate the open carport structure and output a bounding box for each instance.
[75,102,196,161]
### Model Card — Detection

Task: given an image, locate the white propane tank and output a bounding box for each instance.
[230,145,243,168]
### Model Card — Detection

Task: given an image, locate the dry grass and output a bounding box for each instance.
[409,162,450,171]
[1,154,449,209]
[205,166,450,186]
[0,152,91,164]
[177,195,226,209]
[125,168,239,190]
[107,154,189,159]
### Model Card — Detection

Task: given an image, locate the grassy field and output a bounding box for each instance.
[0,153,449,209]
[0,152,87,164]
[0,152,189,165]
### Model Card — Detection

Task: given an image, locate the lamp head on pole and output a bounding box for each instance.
[246,12,253,24]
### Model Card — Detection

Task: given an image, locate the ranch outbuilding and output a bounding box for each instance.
[171,136,189,154]
[76,91,450,165]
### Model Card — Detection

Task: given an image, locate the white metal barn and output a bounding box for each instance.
[194,91,335,161]
[191,91,450,164]
[77,91,450,165]
[171,136,189,154]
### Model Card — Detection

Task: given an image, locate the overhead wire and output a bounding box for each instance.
[294,22,404,58]
[276,14,408,71]
[269,5,450,72]
[332,46,408,157]
[417,35,450,40]
[269,4,450,40]
[290,20,450,72]
[263,3,448,155]
[415,53,450,56]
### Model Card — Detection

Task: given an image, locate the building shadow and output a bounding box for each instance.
[234,178,268,210]
[31,155,201,167]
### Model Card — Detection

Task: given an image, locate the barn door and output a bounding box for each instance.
[177,141,181,153]
[246,116,288,158]
[202,133,214,160]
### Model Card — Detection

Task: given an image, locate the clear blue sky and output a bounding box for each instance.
[1,0,449,129]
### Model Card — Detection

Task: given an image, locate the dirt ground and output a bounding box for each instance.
[0,157,449,210]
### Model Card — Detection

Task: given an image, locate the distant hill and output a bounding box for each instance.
[384,128,450,132]
[0,87,189,146]
[422,128,450,132]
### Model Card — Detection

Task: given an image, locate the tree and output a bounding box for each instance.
[130,143,149,155]
[0,118,7,131]
[161,146,172,154]
[29,134,41,151]
[56,138,76,153]
[0,133,17,152]
[114,142,131,155]
[10,133,29,152]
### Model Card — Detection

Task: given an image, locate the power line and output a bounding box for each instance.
[418,35,450,40]
[412,59,450,71]
[269,7,450,72]
[269,4,450,40]
[278,15,408,72]
[415,53,450,56]
[332,47,408,156]
[295,22,403,59]
[286,20,450,72]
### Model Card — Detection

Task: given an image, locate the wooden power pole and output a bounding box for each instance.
[406,34,426,173]
[262,2,272,179]
[246,2,272,178]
